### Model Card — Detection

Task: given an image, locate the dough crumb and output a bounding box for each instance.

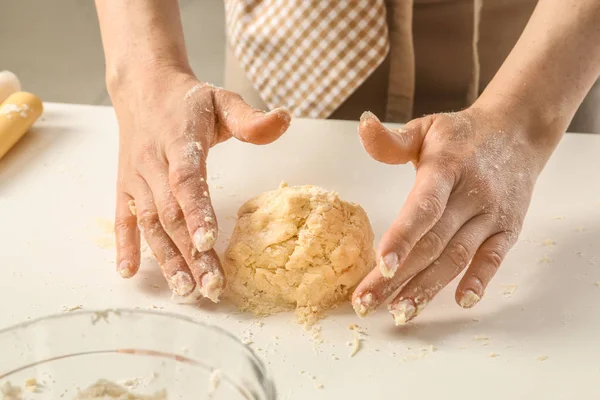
[459,290,480,308]
[489,353,500,358]
[62,305,83,312]
[536,355,548,361]
[348,323,366,334]
[349,336,361,357]
[24,378,39,393]
[501,284,518,298]
[199,272,224,303]
[223,185,375,325]
[74,380,166,399]
[543,239,555,246]
[311,324,324,344]
[595,281,600,287]
[420,345,437,354]
[208,369,222,396]
[128,200,137,216]
[1,382,22,399]
[474,335,490,343]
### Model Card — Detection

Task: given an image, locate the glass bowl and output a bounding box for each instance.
[0,309,276,399]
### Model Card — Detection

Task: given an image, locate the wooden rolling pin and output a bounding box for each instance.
[0,71,21,104]
[0,91,43,160]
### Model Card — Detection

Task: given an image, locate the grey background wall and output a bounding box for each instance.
[0,0,226,105]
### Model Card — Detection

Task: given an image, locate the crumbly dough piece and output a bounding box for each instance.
[74,380,166,400]
[224,185,375,325]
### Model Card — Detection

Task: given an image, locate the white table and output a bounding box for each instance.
[1,103,599,399]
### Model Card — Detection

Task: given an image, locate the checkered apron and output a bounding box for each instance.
[224,0,390,119]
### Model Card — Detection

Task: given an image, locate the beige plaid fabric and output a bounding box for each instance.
[224,0,390,119]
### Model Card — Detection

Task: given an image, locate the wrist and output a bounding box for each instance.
[473,90,565,152]
[106,57,194,97]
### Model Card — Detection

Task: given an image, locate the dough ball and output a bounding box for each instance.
[224,184,375,325]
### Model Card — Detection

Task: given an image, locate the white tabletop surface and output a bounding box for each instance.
[1,102,599,399]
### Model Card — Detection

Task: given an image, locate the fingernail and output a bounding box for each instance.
[193,227,217,252]
[379,253,399,278]
[168,271,195,297]
[388,299,416,326]
[459,290,481,309]
[118,260,134,279]
[353,292,376,318]
[359,111,378,123]
[267,107,291,121]
[200,271,225,303]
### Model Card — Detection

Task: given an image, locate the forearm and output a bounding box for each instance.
[95,0,192,90]
[476,0,600,145]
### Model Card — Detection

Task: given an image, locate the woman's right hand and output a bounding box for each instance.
[109,66,291,301]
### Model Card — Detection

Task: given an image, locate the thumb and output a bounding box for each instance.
[214,90,291,145]
[358,111,427,165]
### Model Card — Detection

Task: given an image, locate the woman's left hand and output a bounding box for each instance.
[352,104,558,324]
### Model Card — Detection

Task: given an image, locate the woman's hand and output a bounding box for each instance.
[352,104,558,324]
[110,68,290,301]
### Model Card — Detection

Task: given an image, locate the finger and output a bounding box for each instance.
[358,112,430,165]
[188,249,225,303]
[143,160,226,302]
[214,90,291,145]
[133,179,196,297]
[114,191,140,278]
[378,164,454,279]
[164,139,219,254]
[455,232,515,308]
[389,215,493,325]
[352,199,470,317]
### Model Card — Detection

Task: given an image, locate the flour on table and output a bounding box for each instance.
[223,185,375,326]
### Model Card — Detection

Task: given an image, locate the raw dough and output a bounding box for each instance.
[75,380,166,400]
[224,184,375,325]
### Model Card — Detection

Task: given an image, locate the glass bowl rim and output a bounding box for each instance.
[0,308,273,388]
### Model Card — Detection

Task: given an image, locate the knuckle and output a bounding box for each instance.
[481,180,498,197]
[481,248,504,271]
[503,230,520,246]
[160,201,184,230]
[228,92,243,103]
[114,216,132,232]
[135,142,159,166]
[138,209,161,232]
[446,242,471,271]
[390,233,412,258]
[169,166,197,189]
[418,229,445,257]
[419,193,445,221]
